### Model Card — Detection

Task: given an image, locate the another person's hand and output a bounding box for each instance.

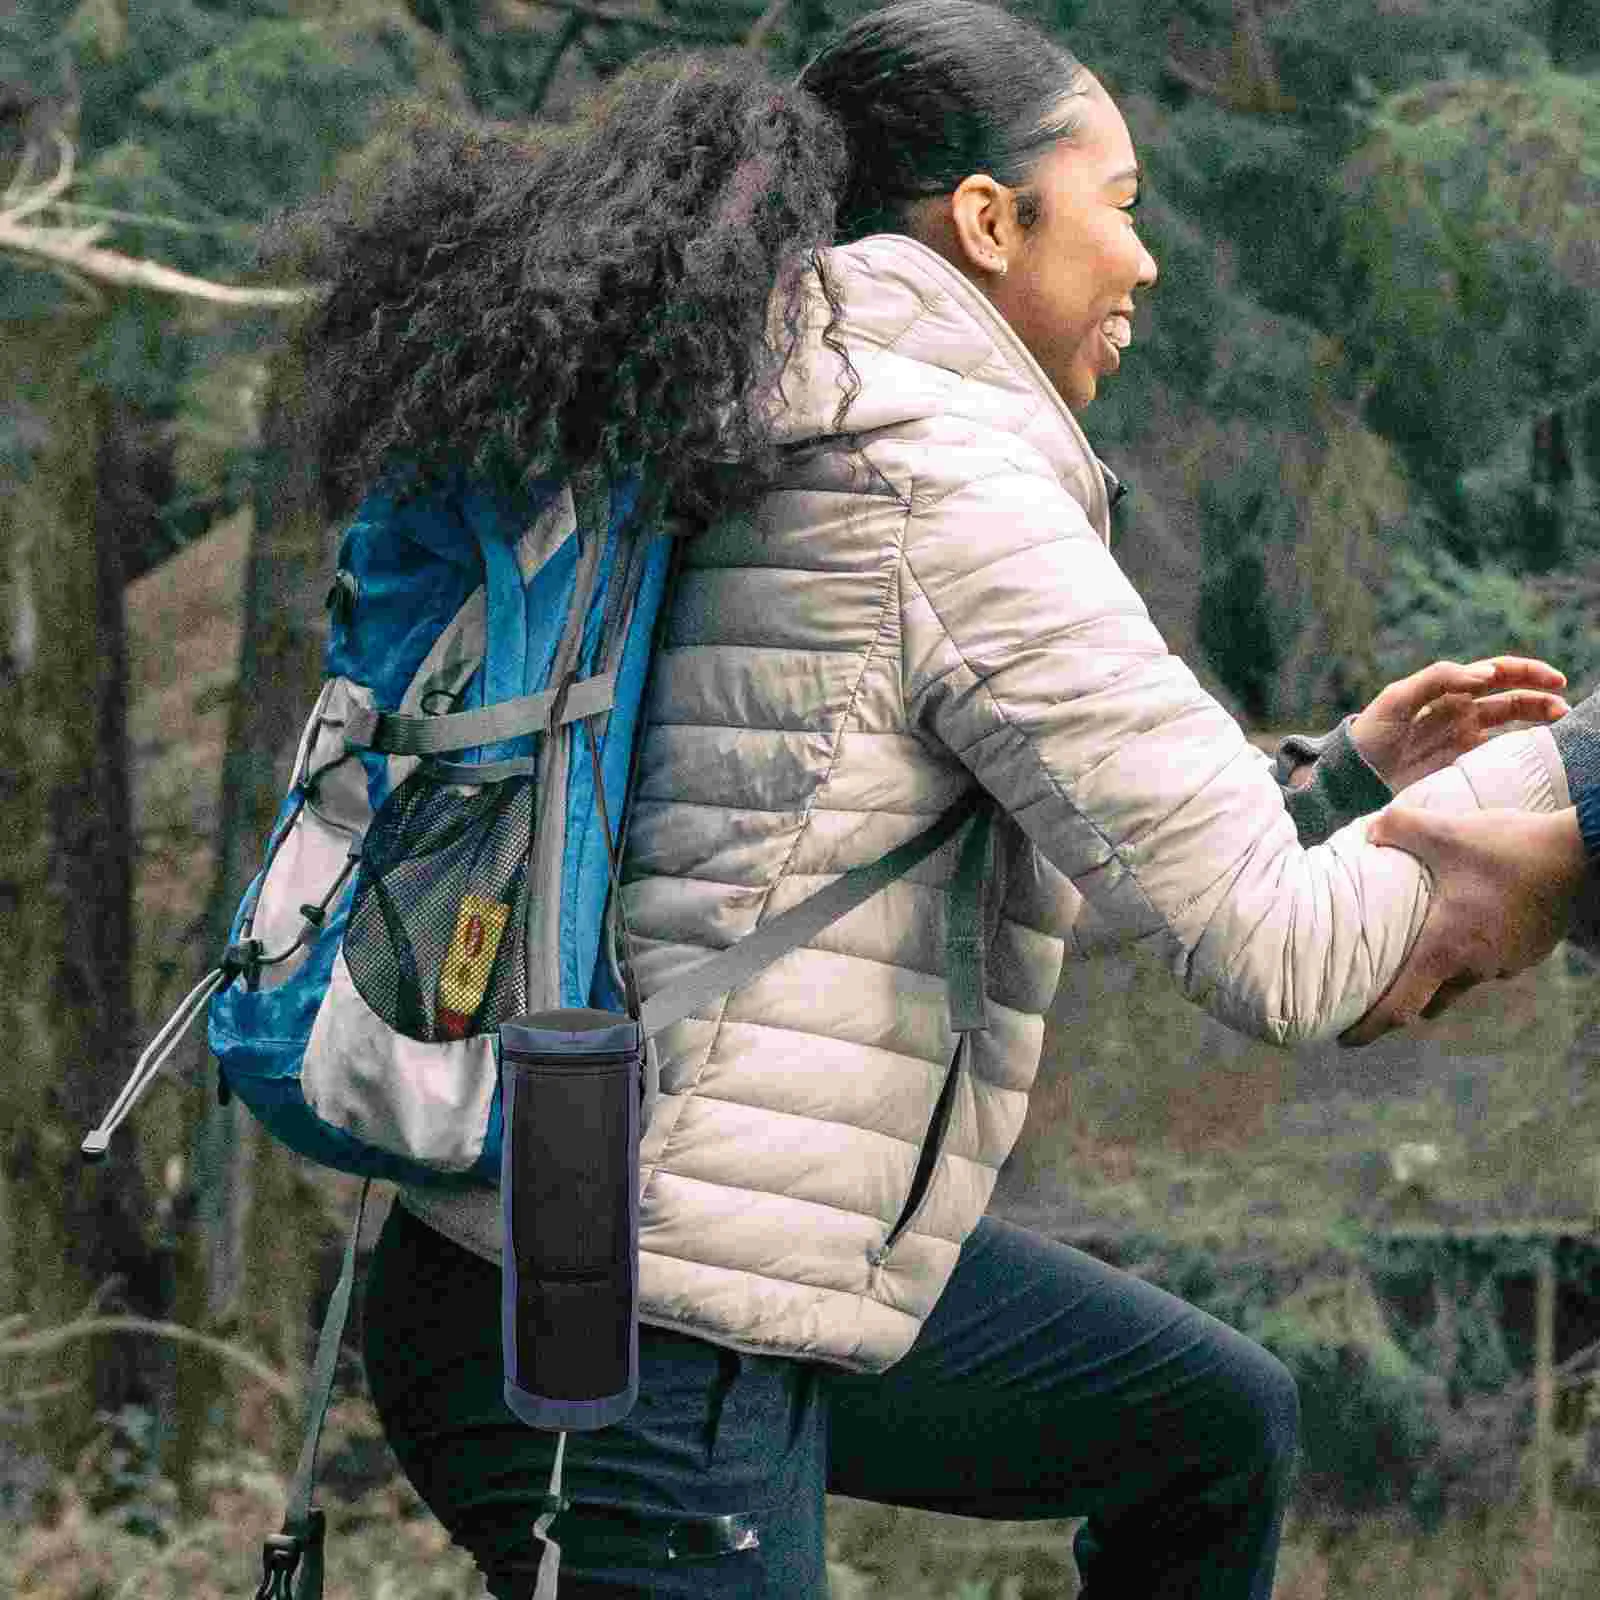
[1340,806,1588,1046]
[1348,657,1569,791]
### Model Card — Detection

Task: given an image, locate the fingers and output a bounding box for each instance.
[1393,657,1568,718]
[1366,803,1450,864]
[1341,957,1481,1046]
[1339,948,1449,1045]
[1387,660,1496,718]
[1421,973,1479,1019]
[1457,688,1571,728]
[1466,656,1568,692]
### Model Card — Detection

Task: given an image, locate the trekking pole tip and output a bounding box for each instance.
[80,1130,111,1162]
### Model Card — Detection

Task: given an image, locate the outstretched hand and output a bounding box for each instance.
[1349,657,1569,792]
[1340,805,1588,1046]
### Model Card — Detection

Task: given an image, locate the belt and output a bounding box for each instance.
[545,1506,761,1564]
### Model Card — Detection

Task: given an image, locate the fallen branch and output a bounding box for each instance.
[1,131,75,225]
[1,133,311,308]
[2,1315,296,1402]
[0,216,310,306]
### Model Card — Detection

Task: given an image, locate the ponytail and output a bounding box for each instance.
[276,51,848,522]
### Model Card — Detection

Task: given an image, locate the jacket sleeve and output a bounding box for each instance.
[1272,719,1391,847]
[899,468,1567,1044]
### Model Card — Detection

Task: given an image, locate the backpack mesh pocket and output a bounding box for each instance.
[344,770,534,1042]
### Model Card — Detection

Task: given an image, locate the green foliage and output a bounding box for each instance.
[1340,71,1600,503]
[0,1401,482,1600]
[135,17,434,225]
[2,3,458,560]
[1377,543,1600,696]
[1029,0,1180,99]
[1259,1302,1441,1519]
[67,1,236,155]
[1199,485,1286,720]
[409,0,578,118]
[0,1,83,109]
[1266,0,1548,109]
[1179,115,1348,330]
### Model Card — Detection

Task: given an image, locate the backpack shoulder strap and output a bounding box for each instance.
[636,792,991,1042]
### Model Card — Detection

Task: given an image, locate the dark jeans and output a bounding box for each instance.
[364,1202,1297,1598]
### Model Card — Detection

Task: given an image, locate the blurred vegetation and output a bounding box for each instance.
[6,1,1600,1595]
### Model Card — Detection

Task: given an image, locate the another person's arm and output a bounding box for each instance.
[1340,691,1600,1043]
[1338,805,1587,1043]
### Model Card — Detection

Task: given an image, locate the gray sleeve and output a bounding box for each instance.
[1552,691,1600,845]
[1550,693,1600,951]
[1274,716,1393,847]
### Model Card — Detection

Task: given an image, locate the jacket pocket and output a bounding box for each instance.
[869,1045,964,1267]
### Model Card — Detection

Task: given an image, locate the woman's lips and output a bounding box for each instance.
[1096,314,1132,375]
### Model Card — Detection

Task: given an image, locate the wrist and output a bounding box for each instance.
[1540,807,1588,889]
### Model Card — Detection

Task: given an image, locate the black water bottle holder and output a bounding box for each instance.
[498,1009,643,1432]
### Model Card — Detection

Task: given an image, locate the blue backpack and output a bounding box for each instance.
[205,470,673,1187]
[85,470,671,1184]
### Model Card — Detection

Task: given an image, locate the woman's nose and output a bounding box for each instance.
[1137,239,1158,287]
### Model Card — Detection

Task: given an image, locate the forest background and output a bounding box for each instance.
[4,1,1600,1595]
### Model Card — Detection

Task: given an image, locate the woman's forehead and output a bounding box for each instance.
[1044,80,1138,188]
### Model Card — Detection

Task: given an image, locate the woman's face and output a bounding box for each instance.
[916,75,1159,410]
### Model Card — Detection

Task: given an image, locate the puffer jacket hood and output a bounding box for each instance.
[771,235,1111,530]
[406,232,1568,1372]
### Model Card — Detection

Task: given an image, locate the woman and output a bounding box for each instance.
[286,5,1586,1595]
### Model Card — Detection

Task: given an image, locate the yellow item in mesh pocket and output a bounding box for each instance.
[437,894,511,1039]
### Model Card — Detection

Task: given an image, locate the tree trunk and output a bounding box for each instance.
[1578,387,1600,495]
[1525,408,1573,573]
[170,350,335,1493]
[1227,0,1292,114]
[0,308,163,1461]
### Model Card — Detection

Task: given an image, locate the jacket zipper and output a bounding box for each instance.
[870,1045,964,1267]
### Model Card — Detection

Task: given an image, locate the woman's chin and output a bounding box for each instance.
[1063,370,1098,411]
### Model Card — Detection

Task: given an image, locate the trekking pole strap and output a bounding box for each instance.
[258,1178,371,1600]
[636,791,986,1042]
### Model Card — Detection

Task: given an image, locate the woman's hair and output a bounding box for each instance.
[276,2,1086,521]
[275,53,846,521]
[800,0,1089,243]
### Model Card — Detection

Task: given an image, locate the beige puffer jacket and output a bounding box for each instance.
[406,233,1570,1372]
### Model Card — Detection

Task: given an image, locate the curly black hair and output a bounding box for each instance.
[275,51,848,522]
[274,3,1087,525]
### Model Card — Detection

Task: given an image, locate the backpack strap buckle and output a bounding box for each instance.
[254,1510,324,1600]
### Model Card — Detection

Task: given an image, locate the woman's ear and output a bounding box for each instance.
[948,174,1012,274]
[909,174,1013,283]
